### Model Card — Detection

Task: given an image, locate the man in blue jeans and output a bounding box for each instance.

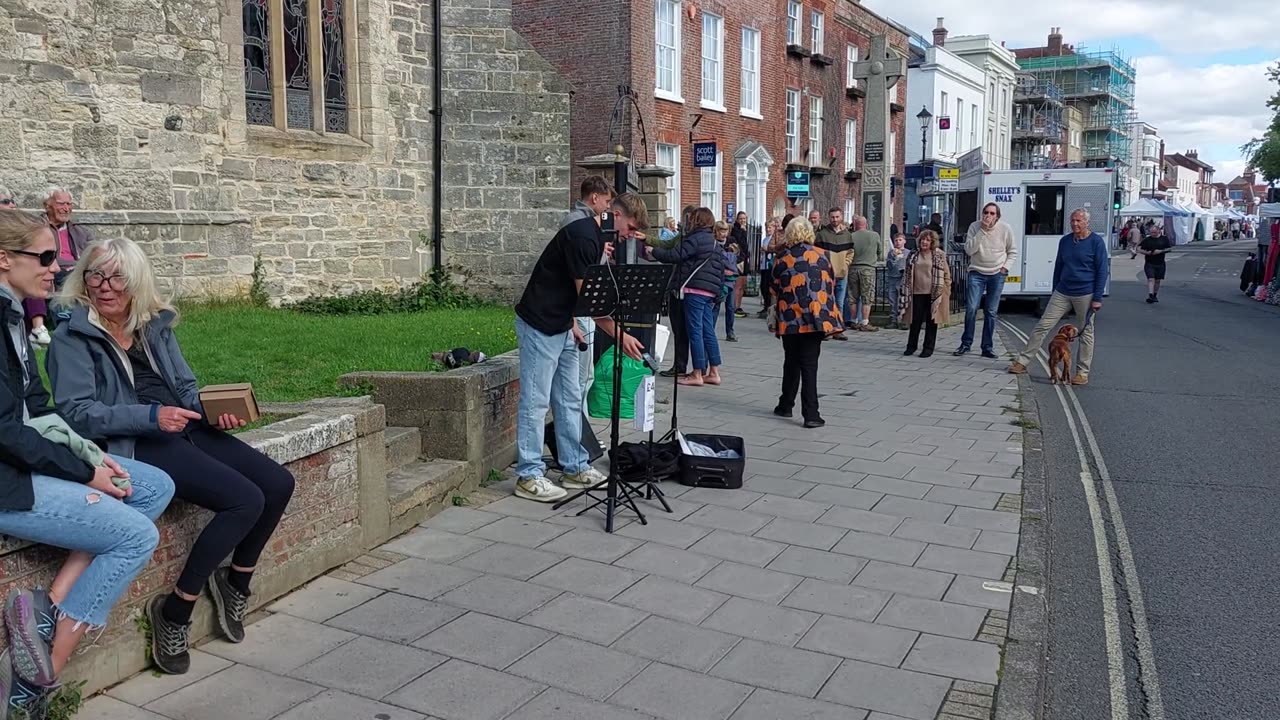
[511,193,648,502]
[955,202,1018,359]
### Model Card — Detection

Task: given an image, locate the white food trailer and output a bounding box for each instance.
[955,166,1117,313]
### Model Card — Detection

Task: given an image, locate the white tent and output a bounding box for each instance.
[1117,198,1171,217]
[1260,203,1280,219]
[1174,201,1214,244]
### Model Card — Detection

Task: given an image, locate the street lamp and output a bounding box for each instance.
[916,106,933,164]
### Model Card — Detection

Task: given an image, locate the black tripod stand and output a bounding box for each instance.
[554,262,673,532]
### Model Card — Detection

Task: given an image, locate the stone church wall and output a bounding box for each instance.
[0,0,569,301]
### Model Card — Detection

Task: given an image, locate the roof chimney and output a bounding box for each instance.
[1047,27,1063,54]
[932,18,948,48]
[1186,149,1198,159]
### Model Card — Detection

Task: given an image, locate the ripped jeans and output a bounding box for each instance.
[0,457,174,628]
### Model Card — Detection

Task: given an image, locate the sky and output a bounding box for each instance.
[862,0,1280,183]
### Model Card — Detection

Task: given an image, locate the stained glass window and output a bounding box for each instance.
[242,0,272,126]
[322,0,347,133]
[283,0,312,129]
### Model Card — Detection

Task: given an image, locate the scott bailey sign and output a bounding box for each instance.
[693,142,718,168]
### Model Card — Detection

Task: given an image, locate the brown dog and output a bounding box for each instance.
[1047,324,1079,384]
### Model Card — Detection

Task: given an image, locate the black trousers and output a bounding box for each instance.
[906,293,938,353]
[668,293,689,374]
[778,333,823,422]
[136,425,296,596]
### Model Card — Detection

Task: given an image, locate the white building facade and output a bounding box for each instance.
[906,41,987,166]
[1129,122,1161,202]
[947,34,1018,171]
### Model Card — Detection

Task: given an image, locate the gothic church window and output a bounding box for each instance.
[243,0,352,135]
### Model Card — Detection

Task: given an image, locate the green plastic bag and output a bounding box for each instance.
[587,347,648,419]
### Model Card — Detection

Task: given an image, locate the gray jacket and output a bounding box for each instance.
[46,306,204,458]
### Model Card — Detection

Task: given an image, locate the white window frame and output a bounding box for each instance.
[939,91,949,154]
[700,151,723,219]
[700,12,725,111]
[654,0,682,102]
[809,11,824,55]
[845,44,859,88]
[844,119,857,172]
[786,1,801,46]
[808,95,823,165]
[843,197,854,220]
[656,143,681,221]
[956,97,964,152]
[740,27,761,118]
[785,89,801,163]
[971,104,978,150]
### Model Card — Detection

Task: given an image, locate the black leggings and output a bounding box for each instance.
[668,294,689,374]
[135,425,295,595]
[907,294,938,353]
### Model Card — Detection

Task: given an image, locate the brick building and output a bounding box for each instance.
[514,0,908,228]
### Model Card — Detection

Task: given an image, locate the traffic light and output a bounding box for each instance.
[1113,189,1123,210]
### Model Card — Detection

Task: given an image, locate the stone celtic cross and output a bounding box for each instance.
[852,34,906,242]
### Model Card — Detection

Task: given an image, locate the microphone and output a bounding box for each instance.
[577,341,589,352]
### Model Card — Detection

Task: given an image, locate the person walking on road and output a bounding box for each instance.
[955,203,1017,359]
[1138,224,1172,303]
[1008,208,1110,386]
[900,230,951,358]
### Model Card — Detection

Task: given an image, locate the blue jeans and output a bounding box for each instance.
[833,277,849,324]
[961,271,1006,353]
[515,316,588,479]
[886,274,903,324]
[720,284,737,336]
[684,294,722,372]
[0,457,174,628]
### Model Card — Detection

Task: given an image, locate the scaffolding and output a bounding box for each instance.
[1017,46,1136,164]
[1010,72,1065,170]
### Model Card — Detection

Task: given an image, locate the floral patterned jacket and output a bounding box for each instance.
[770,243,844,337]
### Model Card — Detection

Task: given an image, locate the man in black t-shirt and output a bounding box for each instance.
[511,193,648,503]
[1138,225,1172,303]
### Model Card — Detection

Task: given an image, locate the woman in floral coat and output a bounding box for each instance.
[899,229,951,358]
[770,217,843,428]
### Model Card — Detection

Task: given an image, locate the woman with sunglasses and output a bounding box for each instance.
[47,237,295,676]
[954,202,1016,359]
[0,211,174,709]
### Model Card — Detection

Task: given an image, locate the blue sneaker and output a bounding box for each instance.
[4,589,55,687]
[29,589,54,646]
[2,648,49,719]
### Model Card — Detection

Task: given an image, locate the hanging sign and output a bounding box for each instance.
[693,142,718,168]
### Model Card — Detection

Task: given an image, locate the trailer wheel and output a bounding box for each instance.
[1034,297,1048,318]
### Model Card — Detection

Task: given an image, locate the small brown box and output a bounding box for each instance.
[198,383,261,423]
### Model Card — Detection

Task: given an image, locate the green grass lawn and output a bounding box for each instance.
[173,303,517,402]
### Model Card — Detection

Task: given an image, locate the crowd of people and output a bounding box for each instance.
[0,192,296,711]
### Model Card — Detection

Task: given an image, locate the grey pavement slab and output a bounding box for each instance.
[887,451,956,472]
[436,574,563,620]
[870,495,957,523]
[914,544,1010,580]
[79,696,169,720]
[709,639,840,698]
[613,615,740,672]
[614,542,722,584]
[615,516,713,549]
[973,529,1020,555]
[683,505,773,534]
[797,614,918,667]
[384,659,544,720]
[902,633,1001,683]
[268,576,386,623]
[800,467,870,488]
[817,507,903,535]
[506,688,658,720]
[742,475,817,498]
[781,578,891,622]
[469,515,572,546]
[522,593,648,645]
[943,575,1014,611]
[325,590,465,643]
[478,496,562,520]
[856,474,934,499]
[832,530,927,565]
[729,688,868,720]
[780,451,848,469]
[852,561,954,601]
[755,516,847,550]
[454,542,567,581]
[743,494,830,521]
[291,635,446,699]
[507,635,648,700]
[801,484,884,510]
[108,650,232,706]
[951,460,1021,477]
[841,458,916,479]
[611,662,754,720]
[357,558,481,600]
[817,660,952,720]
[682,486,765,509]
[413,612,554,669]
[924,485,1002,510]
[613,574,730,624]
[143,664,321,720]
[947,506,1021,533]
[972,475,1021,493]
[891,518,980,549]
[695,561,804,604]
[273,690,427,720]
[382,527,493,563]
[701,596,820,646]
[539,527,644,562]
[688,529,788,567]
[201,613,355,674]
[425,506,502,534]
[767,545,868,584]
[875,595,987,639]
[530,557,644,600]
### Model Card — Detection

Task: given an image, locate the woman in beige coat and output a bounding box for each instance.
[899,230,951,357]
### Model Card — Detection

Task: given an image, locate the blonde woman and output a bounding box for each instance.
[0,212,174,704]
[48,237,294,675]
[899,229,952,358]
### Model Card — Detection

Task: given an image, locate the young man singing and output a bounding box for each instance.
[512,193,648,502]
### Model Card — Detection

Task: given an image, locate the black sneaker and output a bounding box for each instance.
[953,347,969,357]
[1146,295,1155,304]
[2,649,50,718]
[981,350,999,359]
[659,368,685,378]
[146,595,192,675]
[208,568,249,644]
[725,334,738,342]
[803,418,826,429]
[1152,295,1159,303]
[773,407,793,418]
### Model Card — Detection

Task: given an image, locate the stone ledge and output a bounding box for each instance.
[73,210,252,226]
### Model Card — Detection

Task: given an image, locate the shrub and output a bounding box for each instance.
[289,274,491,316]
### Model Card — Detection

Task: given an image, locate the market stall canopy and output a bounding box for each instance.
[1260,203,1280,218]
[1118,198,1174,217]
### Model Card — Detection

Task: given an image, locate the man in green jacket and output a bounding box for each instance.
[815,207,854,340]
[849,215,884,331]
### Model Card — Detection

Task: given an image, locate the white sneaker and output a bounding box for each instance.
[28,326,51,347]
[514,476,568,503]
[560,467,607,490]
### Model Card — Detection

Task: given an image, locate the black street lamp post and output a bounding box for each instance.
[916,106,933,167]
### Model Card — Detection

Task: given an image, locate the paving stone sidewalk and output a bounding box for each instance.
[91,315,1024,720]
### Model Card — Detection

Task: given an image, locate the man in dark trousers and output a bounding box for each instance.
[513,193,647,503]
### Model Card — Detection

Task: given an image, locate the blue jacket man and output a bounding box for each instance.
[1008,208,1110,385]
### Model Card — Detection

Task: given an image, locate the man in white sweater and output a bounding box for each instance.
[954,203,1018,359]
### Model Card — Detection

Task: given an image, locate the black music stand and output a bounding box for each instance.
[554,262,672,532]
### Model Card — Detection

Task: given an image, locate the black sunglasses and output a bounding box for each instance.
[0,198,15,207]
[11,249,58,267]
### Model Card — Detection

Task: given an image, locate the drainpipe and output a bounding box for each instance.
[430,0,444,279]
